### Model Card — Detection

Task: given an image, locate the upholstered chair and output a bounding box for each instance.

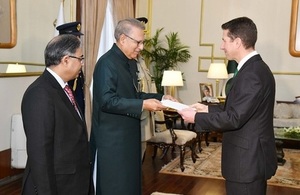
[147,110,198,172]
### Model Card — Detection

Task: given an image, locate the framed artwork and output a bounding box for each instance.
[0,0,17,48]
[199,83,213,101]
[289,0,300,56]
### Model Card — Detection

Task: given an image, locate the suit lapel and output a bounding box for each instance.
[44,71,85,125]
[224,54,262,108]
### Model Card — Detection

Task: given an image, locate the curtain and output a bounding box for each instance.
[81,0,135,138]
[81,0,107,138]
[112,0,134,24]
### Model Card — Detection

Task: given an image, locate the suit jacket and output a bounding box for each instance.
[195,54,277,183]
[21,70,93,195]
[91,44,162,195]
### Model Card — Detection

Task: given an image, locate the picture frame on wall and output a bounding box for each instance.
[0,0,17,48]
[199,83,213,101]
[289,0,300,57]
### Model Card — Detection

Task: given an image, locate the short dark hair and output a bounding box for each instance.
[44,34,81,67]
[114,18,145,41]
[221,17,257,49]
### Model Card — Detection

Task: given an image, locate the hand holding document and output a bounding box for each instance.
[161,100,198,123]
[161,100,189,111]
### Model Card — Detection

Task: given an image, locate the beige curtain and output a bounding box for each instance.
[81,0,135,138]
[112,0,134,23]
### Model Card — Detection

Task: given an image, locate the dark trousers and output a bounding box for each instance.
[225,179,267,195]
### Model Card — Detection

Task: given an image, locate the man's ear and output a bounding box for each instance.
[61,55,69,66]
[235,37,242,48]
[119,34,127,45]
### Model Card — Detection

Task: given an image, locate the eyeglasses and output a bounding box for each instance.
[69,55,85,64]
[124,34,144,46]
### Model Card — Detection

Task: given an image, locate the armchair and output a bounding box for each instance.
[147,111,198,172]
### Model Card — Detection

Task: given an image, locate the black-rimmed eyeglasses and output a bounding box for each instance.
[124,34,144,46]
[69,55,85,64]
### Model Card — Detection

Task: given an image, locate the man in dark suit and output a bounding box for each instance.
[90,18,175,195]
[179,17,277,195]
[21,35,93,195]
[56,21,85,115]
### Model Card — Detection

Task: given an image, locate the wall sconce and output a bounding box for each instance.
[6,63,27,73]
[207,63,228,97]
[161,70,183,97]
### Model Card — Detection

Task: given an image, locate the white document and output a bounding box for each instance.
[161,100,189,111]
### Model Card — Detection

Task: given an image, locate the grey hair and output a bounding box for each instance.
[44,34,81,67]
[114,18,145,41]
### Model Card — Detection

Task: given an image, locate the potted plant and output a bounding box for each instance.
[141,28,191,94]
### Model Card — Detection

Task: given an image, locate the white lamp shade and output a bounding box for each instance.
[6,64,27,73]
[161,70,183,86]
[207,63,228,79]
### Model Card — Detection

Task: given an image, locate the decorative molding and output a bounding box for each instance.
[198,0,226,72]
[146,0,152,38]
[0,61,43,77]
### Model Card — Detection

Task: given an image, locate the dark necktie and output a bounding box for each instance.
[225,68,238,96]
[233,68,238,77]
[64,85,80,115]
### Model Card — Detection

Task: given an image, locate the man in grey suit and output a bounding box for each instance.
[90,18,175,195]
[179,17,277,195]
[21,35,93,195]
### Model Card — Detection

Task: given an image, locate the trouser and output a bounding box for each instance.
[225,179,267,195]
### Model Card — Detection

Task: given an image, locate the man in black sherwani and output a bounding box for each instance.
[90,18,176,195]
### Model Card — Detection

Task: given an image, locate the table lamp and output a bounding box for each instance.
[207,63,228,98]
[6,63,27,73]
[161,70,183,97]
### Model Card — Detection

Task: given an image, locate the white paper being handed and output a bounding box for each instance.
[161,100,189,111]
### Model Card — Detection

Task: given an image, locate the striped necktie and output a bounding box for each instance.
[64,85,80,116]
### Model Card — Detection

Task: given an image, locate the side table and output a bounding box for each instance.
[274,127,300,165]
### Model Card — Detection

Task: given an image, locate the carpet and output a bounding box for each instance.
[151,192,182,195]
[160,142,300,189]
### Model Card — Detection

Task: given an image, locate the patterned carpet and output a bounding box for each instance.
[160,142,300,189]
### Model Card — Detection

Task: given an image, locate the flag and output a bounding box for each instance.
[96,0,115,60]
[90,0,115,99]
[92,0,116,193]
[53,1,65,36]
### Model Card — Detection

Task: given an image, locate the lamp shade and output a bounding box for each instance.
[6,64,27,73]
[207,63,228,79]
[161,70,183,86]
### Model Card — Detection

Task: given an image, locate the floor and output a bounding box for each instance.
[1,139,300,195]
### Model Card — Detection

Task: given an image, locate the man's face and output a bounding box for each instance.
[66,48,84,80]
[220,29,237,61]
[122,26,145,59]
